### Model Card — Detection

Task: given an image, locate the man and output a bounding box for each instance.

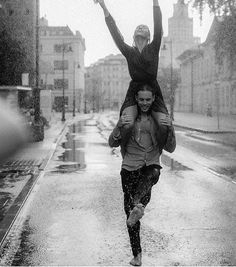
[109,84,176,266]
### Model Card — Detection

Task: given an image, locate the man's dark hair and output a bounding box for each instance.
[136,84,155,96]
[136,84,155,115]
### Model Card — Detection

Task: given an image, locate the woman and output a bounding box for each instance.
[96,0,169,154]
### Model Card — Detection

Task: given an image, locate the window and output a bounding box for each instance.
[8,9,14,16]
[54,79,69,90]
[54,60,68,70]
[54,44,63,53]
[25,9,30,15]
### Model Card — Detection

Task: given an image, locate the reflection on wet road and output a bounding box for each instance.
[1,115,236,266]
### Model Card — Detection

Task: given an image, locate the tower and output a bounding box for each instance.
[160,0,200,68]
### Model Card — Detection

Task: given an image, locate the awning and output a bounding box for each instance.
[0,86,32,91]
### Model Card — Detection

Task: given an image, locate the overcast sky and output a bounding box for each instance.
[40,0,214,67]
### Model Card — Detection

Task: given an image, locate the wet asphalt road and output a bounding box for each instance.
[1,114,236,266]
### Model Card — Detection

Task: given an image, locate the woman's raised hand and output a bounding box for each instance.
[94,0,105,6]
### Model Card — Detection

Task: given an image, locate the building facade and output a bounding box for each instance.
[40,17,86,112]
[85,54,130,112]
[0,0,36,86]
[159,0,200,69]
[176,18,236,115]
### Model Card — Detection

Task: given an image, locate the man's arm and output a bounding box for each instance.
[108,124,121,148]
[151,0,163,51]
[108,114,133,147]
[96,0,132,57]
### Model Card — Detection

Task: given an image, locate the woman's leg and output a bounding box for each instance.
[151,111,169,152]
[119,105,138,157]
[151,93,169,152]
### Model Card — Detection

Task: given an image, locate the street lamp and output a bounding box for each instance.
[73,62,80,117]
[32,0,44,141]
[60,42,72,122]
[162,39,174,120]
[215,80,220,129]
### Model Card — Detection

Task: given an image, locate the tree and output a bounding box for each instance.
[158,68,181,106]
[191,0,235,17]
[0,30,30,85]
[190,0,236,63]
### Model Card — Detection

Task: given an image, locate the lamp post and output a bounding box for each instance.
[32,0,44,141]
[162,39,174,120]
[73,62,80,117]
[215,80,220,129]
[61,43,66,121]
[60,43,72,121]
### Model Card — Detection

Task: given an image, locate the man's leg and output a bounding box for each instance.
[133,166,160,205]
[121,169,142,265]
[127,166,161,227]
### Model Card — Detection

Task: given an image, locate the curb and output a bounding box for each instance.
[39,120,70,171]
[0,120,70,250]
[187,133,236,147]
[173,123,236,134]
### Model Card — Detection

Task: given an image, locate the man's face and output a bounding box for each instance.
[136,90,155,113]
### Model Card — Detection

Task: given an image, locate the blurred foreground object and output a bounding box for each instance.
[0,98,29,163]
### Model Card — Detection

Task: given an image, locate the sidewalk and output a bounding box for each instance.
[0,112,91,246]
[12,112,70,168]
[173,112,236,133]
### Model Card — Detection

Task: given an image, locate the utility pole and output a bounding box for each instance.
[61,43,66,121]
[162,39,175,120]
[73,62,76,117]
[73,62,80,117]
[60,43,72,121]
[32,0,44,141]
[169,39,174,121]
[191,58,194,113]
[215,80,220,130]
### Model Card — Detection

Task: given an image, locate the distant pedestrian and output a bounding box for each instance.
[109,84,176,266]
[96,0,169,156]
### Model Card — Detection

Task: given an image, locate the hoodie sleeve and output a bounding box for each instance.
[150,6,162,52]
[105,14,132,58]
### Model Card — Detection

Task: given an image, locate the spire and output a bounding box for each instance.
[173,0,188,18]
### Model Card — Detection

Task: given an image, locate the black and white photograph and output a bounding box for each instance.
[0,0,236,266]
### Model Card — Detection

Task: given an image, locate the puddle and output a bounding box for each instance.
[69,123,84,133]
[61,141,85,149]
[52,121,87,173]
[52,163,86,173]
[161,154,192,171]
[89,142,108,147]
